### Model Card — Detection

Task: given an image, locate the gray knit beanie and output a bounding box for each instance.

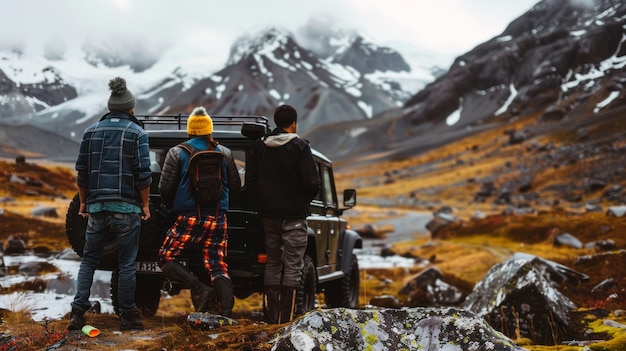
[107,77,136,112]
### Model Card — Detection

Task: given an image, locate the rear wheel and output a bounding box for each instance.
[324,253,359,308]
[64,194,120,270]
[296,255,316,315]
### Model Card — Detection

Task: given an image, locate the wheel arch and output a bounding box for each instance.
[339,229,362,274]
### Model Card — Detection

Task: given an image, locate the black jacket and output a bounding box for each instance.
[247,129,321,219]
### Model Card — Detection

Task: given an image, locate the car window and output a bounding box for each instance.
[149,150,165,172]
[313,162,323,202]
[233,149,246,187]
[321,166,336,209]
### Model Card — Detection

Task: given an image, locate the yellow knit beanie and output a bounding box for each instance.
[187,107,213,135]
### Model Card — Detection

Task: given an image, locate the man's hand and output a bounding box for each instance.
[139,186,151,221]
[78,203,88,218]
[141,204,151,221]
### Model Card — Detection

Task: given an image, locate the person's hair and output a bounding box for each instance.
[205,135,219,148]
[273,104,297,129]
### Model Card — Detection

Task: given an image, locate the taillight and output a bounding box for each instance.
[257,253,267,264]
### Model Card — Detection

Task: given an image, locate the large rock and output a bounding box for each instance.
[462,253,588,345]
[270,307,528,350]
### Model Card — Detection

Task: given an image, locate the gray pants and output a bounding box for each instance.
[262,218,307,288]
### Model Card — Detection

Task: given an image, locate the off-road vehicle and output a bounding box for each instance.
[65,114,362,316]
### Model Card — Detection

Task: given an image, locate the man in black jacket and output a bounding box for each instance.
[247,104,321,324]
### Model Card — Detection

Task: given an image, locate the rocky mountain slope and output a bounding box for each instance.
[311,0,626,164]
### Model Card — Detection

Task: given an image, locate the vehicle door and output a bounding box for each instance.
[308,158,340,277]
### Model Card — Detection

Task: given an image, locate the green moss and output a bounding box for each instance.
[364,333,379,345]
[330,325,338,334]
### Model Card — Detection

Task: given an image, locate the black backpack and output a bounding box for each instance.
[179,142,224,208]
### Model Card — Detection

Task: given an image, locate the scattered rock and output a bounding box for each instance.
[585,178,606,193]
[4,236,27,255]
[57,248,81,261]
[591,278,619,294]
[31,206,59,218]
[553,232,583,249]
[398,267,463,307]
[607,205,626,217]
[603,184,623,201]
[425,207,462,237]
[379,247,396,257]
[585,203,603,212]
[425,279,463,306]
[18,261,45,276]
[399,267,442,295]
[575,249,626,266]
[368,295,402,308]
[0,197,15,203]
[353,223,394,239]
[585,239,617,251]
[475,181,497,202]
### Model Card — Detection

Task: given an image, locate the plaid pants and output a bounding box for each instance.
[158,214,229,280]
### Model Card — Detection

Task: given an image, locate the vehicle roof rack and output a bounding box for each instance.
[135,114,270,131]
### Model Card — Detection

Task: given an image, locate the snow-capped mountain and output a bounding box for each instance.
[0,54,77,118]
[307,0,626,162]
[0,22,439,160]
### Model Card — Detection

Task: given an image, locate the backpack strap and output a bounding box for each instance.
[178,141,196,155]
[178,142,200,218]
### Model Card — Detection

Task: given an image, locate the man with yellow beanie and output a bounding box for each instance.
[156,106,241,317]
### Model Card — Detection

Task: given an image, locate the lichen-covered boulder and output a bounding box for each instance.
[270,307,527,351]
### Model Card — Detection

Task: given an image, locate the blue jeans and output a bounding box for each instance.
[72,211,141,313]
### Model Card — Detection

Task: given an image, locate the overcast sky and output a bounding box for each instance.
[2,0,538,58]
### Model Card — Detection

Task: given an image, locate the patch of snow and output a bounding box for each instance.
[495,83,518,115]
[562,42,626,92]
[269,89,282,100]
[0,255,114,322]
[356,252,418,269]
[594,90,620,112]
[351,127,367,137]
[357,101,373,117]
[446,108,461,126]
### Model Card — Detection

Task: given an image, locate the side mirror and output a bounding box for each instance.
[343,189,357,208]
[242,122,268,139]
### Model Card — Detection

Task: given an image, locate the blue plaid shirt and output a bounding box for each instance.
[76,112,152,207]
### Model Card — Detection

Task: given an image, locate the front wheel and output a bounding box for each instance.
[323,253,359,308]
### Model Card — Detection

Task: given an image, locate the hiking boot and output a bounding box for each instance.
[162,260,217,312]
[67,308,86,331]
[213,276,234,317]
[263,285,281,324]
[195,283,219,313]
[120,310,144,331]
[278,286,297,324]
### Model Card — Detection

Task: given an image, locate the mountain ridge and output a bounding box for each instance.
[0,22,436,160]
